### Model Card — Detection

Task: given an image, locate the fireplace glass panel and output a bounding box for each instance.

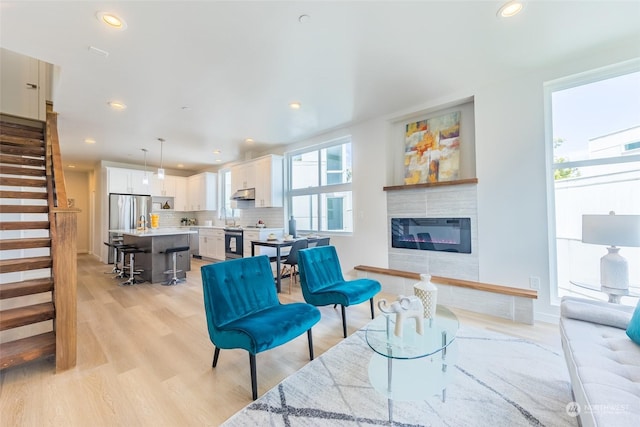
[391,218,471,253]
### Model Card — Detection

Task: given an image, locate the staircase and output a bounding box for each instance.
[0,109,77,372]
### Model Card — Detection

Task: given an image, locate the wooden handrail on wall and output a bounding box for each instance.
[45,102,79,372]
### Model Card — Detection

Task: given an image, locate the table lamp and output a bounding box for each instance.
[582,211,640,290]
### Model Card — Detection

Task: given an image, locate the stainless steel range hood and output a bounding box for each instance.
[231,188,255,200]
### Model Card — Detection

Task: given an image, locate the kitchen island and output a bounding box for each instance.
[111,228,197,284]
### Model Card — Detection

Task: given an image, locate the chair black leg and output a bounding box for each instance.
[307,329,314,360]
[370,297,375,319]
[341,305,347,338]
[250,353,257,401]
[212,347,220,367]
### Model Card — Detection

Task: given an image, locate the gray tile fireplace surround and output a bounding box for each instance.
[384,183,534,324]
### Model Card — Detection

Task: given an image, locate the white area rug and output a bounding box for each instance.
[222,325,577,426]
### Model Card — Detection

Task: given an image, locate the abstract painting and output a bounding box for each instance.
[404,111,461,184]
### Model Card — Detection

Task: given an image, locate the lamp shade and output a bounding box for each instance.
[582,212,640,248]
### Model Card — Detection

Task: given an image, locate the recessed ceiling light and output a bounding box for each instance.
[497,1,524,18]
[213,149,221,154]
[84,138,96,144]
[177,164,184,168]
[96,11,127,30]
[298,14,311,24]
[68,164,76,168]
[216,159,222,163]
[289,102,302,110]
[108,101,127,110]
[245,138,254,143]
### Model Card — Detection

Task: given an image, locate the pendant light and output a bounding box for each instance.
[157,137,165,180]
[141,148,149,185]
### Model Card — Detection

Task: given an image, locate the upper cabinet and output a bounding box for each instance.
[187,172,217,211]
[231,154,283,207]
[254,155,283,207]
[173,176,188,211]
[150,174,177,197]
[231,162,256,191]
[107,167,150,195]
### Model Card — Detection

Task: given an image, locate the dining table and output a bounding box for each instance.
[251,236,321,293]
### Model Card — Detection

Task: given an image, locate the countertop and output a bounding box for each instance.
[109,228,198,237]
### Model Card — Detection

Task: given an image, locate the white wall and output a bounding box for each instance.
[283,40,639,322]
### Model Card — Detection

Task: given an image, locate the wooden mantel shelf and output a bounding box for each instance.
[383,178,478,192]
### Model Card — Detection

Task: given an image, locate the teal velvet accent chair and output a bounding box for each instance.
[298,245,382,338]
[201,255,321,400]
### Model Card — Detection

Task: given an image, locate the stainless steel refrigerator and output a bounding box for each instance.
[108,193,152,263]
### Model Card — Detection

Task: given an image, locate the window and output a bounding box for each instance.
[546,65,640,305]
[218,168,235,220]
[287,137,353,233]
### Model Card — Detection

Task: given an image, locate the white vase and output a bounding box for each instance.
[413,273,437,319]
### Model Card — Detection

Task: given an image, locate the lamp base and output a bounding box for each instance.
[600,246,629,290]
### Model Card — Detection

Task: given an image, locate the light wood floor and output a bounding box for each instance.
[0,254,561,426]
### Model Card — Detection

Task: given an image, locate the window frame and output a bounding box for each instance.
[286,136,353,234]
[544,59,640,306]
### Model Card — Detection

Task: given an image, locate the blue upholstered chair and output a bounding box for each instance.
[298,246,382,338]
[201,255,321,400]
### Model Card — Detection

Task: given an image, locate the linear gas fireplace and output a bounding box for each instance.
[391,217,471,254]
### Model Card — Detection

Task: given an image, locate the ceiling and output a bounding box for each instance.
[1,1,639,173]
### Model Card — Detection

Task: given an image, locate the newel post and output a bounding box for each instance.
[51,208,79,371]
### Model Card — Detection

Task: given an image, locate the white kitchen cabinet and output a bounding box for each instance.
[187,172,217,211]
[150,174,177,197]
[230,155,282,206]
[107,167,150,195]
[231,162,256,192]
[254,155,283,207]
[199,228,225,260]
[213,229,225,260]
[243,229,283,258]
[173,176,188,211]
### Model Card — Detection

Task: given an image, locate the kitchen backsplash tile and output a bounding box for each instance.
[239,208,285,228]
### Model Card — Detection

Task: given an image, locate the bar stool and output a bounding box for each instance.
[103,242,121,274]
[120,246,146,286]
[162,246,190,286]
[114,243,134,279]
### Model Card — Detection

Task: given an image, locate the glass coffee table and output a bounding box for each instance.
[366,305,459,423]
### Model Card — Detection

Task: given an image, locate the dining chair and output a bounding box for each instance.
[298,245,381,338]
[310,237,331,247]
[201,255,321,400]
[280,239,309,294]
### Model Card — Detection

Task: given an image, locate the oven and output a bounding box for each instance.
[224,228,244,259]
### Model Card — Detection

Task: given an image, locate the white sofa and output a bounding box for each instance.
[560,296,640,427]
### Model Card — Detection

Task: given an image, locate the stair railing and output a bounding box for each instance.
[45,102,79,371]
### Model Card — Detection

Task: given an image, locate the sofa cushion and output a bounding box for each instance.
[626,302,640,345]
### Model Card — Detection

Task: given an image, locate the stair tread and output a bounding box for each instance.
[0,144,45,157]
[0,221,50,231]
[0,332,56,370]
[0,176,47,187]
[0,190,48,199]
[0,278,54,299]
[0,237,51,250]
[0,205,49,213]
[0,302,55,331]
[0,256,52,273]
[0,134,44,147]
[0,154,46,167]
[0,165,46,177]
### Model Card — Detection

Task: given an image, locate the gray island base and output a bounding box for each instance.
[117,229,196,284]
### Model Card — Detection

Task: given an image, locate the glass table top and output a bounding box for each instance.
[366,305,459,360]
